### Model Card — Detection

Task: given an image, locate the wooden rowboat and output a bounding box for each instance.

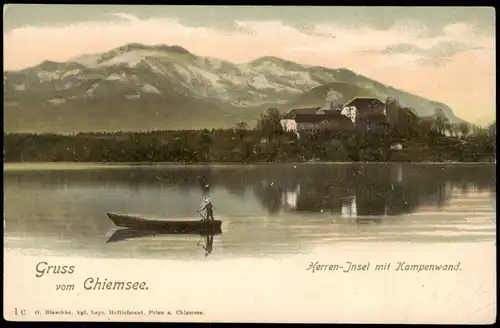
[106,212,222,234]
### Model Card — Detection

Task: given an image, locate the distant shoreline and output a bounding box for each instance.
[3,161,496,171]
[5,121,495,164]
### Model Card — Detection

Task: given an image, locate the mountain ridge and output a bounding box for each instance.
[4,43,464,133]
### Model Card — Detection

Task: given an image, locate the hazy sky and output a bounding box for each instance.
[3,5,496,124]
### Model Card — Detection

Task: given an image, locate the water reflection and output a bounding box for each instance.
[4,164,496,218]
[252,164,494,217]
[3,163,496,259]
[107,229,218,257]
[200,233,214,257]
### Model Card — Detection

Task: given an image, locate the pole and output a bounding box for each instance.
[196,211,205,246]
[196,211,206,220]
[197,234,204,246]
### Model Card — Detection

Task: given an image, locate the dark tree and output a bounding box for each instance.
[431,108,449,135]
[235,121,249,140]
[256,108,283,142]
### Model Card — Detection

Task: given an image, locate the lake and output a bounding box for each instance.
[3,163,496,260]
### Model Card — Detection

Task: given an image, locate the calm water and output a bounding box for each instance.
[3,163,497,260]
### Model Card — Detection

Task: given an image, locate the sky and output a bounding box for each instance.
[3,5,496,125]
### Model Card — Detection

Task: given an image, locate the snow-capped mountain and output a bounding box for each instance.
[4,43,462,133]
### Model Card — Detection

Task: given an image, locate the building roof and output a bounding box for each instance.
[295,112,352,124]
[343,97,385,109]
[282,107,321,119]
[319,109,341,115]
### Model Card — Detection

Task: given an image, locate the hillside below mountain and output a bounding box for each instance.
[4,43,463,133]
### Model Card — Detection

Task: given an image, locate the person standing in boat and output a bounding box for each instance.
[198,195,214,221]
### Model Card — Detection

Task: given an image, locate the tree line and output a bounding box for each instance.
[3,105,496,163]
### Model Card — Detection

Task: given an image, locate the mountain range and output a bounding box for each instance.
[3,43,464,133]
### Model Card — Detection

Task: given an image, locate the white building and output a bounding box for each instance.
[341,97,385,117]
[340,106,358,124]
[280,97,387,134]
[280,107,322,132]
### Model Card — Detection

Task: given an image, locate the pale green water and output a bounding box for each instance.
[3,163,496,260]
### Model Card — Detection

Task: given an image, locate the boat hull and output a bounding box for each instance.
[106,212,222,234]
